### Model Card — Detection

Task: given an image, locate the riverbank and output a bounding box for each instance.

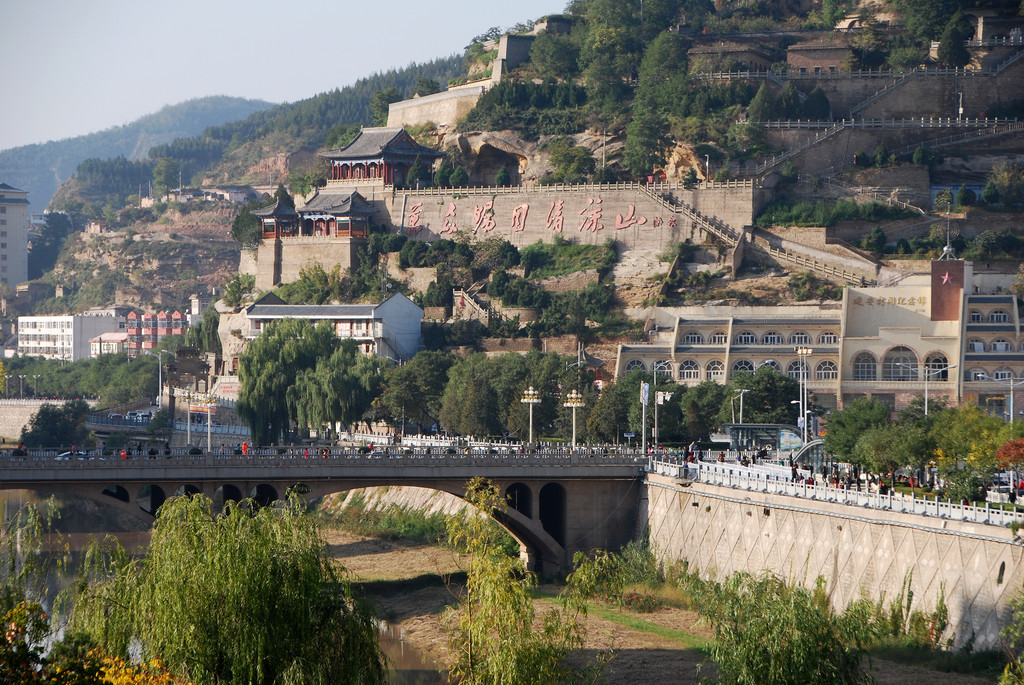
[327,526,998,684]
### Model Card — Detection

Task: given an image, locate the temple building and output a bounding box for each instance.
[322,126,442,186]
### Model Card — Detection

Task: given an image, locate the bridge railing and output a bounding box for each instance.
[652,459,1024,528]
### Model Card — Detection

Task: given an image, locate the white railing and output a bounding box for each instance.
[652,459,1024,529]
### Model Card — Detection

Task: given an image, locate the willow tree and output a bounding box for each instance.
[238,319,340,444]
[68,495,386,685]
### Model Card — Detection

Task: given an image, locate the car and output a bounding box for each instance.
[107,413,124,421]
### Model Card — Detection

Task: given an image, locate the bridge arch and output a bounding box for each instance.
[249,484,279,507]
[505,482,532,518]
[214,484,243,510]
[138,485,166,516]
[174,484,201,498]
[538,483,567,547]
[102,484,130,503]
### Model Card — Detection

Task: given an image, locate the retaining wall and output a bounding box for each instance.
[647,473,1024,650]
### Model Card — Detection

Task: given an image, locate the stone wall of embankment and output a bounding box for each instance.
[646,473,1024,650]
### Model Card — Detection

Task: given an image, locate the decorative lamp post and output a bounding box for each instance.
[520,386,541,446]
[898,361,957,416]
[795,347,813,444]
[735,388,750,424]
[563,389,585,449]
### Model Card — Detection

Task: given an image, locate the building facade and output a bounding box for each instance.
[18,313,126,361]
[89,331,129,357]
[125,310,188,357]
[0,183,31,287]
[615,261,1024,418]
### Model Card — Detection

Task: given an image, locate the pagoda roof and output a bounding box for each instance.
[0,183,24,191]
[321,127,442,162]
[301,190,376,217]
[252,200,299,219]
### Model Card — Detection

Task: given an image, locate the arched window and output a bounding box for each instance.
[733,359,754,373]
[965,367,986,382]
[992,338,1013,353]
[709,331,727,344]
[970,310,984,323]
[816,360,838,380]
[762,359,781,372]
[991,310,1010,323]
[925,354,950,380]
[853,352,877,381]
[968,338,986,353]
[625,359,647,372]
[995,367,1014,380]
[683,330,704,344]
[679,360,700,380]
[883,346,918,380]
[791,331,811,345]
[653,360,673,380]
[819,331,839,345]
[706,360,725,380]
[787,360,808,379]
[735,331,756,344]
[763,331,783,345]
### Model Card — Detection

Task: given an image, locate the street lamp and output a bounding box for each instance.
[32,375,40,397]
[520,386,541,446]
[795,347,813,444]
[979,374,1024,425]
[563,389,585,449]
[735,388,750,424]
[897,361,957,416]
[148,350,173,409]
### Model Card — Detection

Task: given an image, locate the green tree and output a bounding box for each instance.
[824,397,890,462]
[414,77,441,96]
[716,366,799,427]
[151,158,180,196]
[989,161,1024,206]
[230,207,262,248]
[449,166,470,187]
[238,319,340,444]
[803,87,831,120]
[862,225,887,252]
[937,10,973,68]
[185,306,222,354]
[983,179,1000,205]
[20,400,90,448]
[930,405,1005,483]
[529,32,581,78]
[273,183,295,208]
[682,571,879,684]
[681,381,729,442]
[624,108,671,177]
[370,86,402,126]
[494,165,512,187]
[586,377,633,444]
[900,0,959,40]
[444,478,599,684]
[69,494,386,684]
[544,138,597,182]
[379,350,454,432]
[746,83,775,123]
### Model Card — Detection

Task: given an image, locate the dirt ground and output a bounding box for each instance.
[325,528,998,685]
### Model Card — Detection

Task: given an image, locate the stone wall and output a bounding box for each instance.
[0,400,46,441]
[253,237,364,290]
[387,84,488,129]
[647,473,1023,650]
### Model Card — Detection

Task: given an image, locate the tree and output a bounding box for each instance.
[900,0,959,41]
[20,400,90,448]
[937,10,973,68]
[989,161,1024,206]
[746,83,775,123]
[587,377,633,444]
[443,478,599,684]
[716,367,799,427]
[379,350,454,432]
[273,183,295,208]
[956,184,975,207]
[824,397,890,462]
[185,306,222,354]
[151,158,180,196]
[623,108,672,178]
[69,494,386,684]
[494,166,512,187]
[682,571,879,685]
[414,77,441,96]
[982,179,1000,205]
[862,225,887,253]
[681,381,729,442]
[852,424,905,475]
[803,87,831,120]
[930,405,1005,484]
[529,32,581,78]
[776,83,801,120]
[449,166,470,187]
[370,86,402,126]
[238,319,341,444]
[230,206,261,248]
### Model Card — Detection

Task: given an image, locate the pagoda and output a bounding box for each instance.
[321,127,442,186]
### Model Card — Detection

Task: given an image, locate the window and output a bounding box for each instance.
[735,331,756,344]
[883,346,918,380]
[992,339,1012,353]
[791,331,811,345]
[653,360,673,379]
[853,352,877,380]
[819,331,839,345]
[994,368,1013,380]
[679,360,700,380]
[991,310,1010,323]
[970,310,984,323]
[709,331,727,345]
[625,359,647,372]
[0,207,5,214]
[816,360,838,380]
[968,339,986,353]
[683,330,704,344]
[925,354,950,380]
[763,331,783,345]
[706,360,725,380]
[733,359,754,373]
[787,360,808,379]
[762,359,781,372]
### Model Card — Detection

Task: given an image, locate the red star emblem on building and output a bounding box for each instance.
[941,271,952,284]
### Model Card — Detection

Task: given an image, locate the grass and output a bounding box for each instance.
[586,603,710,650]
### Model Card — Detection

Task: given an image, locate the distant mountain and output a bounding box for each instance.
[0,96,276,210]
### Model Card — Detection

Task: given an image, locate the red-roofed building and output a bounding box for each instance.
[126,310,190,357]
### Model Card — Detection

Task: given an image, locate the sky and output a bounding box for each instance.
[0,0,566,152]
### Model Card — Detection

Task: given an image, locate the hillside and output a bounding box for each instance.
[0,96,275,210]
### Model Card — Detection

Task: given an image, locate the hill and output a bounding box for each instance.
[0,96,276,209]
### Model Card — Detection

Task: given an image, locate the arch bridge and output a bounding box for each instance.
[0,450,646,575]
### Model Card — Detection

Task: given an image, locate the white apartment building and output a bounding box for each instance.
[18,313,126,361]
[0,183,30,286]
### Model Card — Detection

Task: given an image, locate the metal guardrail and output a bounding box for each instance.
[652,459,1024,529]
[760,117,1018,129]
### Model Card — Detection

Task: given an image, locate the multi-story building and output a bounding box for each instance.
[125,310,188,357]
[242,292,423,363]
[89,331,129,357]
[0,183,31,287]
[18,312,126,361]
[615,260,1024,418]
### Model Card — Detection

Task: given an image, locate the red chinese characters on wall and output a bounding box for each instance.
[473,200,496,234]
[577,197,604,232]
[510,203,529,232]
[546,200,564,232]
[406,202,423,235]
[441,202,458,234]
[614,204,648,230]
